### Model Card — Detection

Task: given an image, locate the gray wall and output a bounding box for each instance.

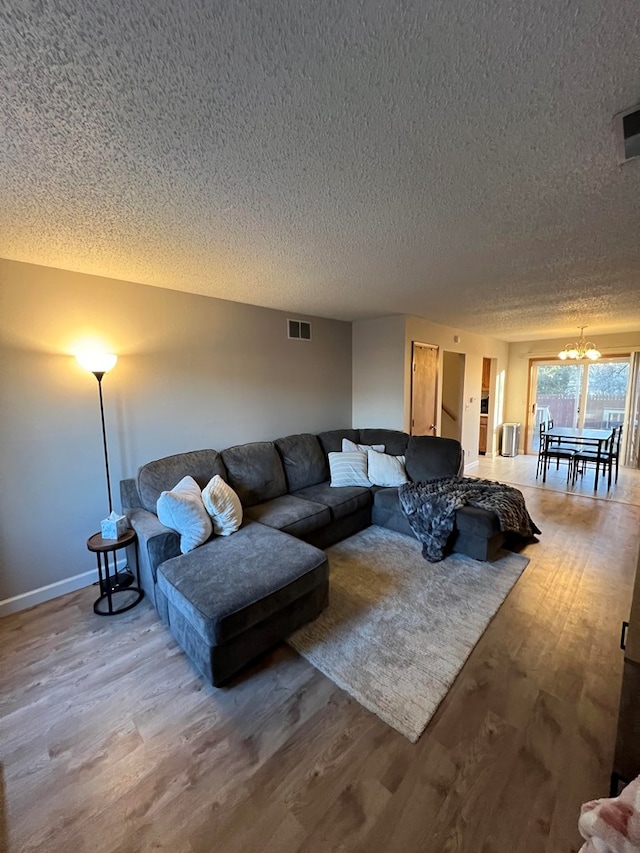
[352,315,510,465]
[0,259,352,609]
[352,316,406,430]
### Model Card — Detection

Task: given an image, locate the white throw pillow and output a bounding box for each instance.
[342,437,386,454]
[367,448,409,487]
[156,475,212,554]
[329,450,371,487]
[201,474,243,536]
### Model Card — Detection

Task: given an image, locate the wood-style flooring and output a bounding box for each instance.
[1,456,640,853]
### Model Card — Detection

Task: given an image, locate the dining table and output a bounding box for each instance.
[544,426,614,489]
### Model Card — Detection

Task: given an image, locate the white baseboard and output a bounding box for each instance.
[464,460,479,472]
[0,555,128,616]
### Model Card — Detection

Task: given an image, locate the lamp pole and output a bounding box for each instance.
[75,351,118,516]
[93,370,113,514]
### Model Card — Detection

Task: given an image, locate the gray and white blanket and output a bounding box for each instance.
[398,476,540,562]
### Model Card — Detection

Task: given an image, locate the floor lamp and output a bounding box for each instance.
[76,351,118,514]
[77,352,140,609]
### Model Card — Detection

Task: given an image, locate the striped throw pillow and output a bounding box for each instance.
[328,450,371,487]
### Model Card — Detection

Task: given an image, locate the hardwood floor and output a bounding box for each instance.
[475,450,640,505]
[2,458,639,852]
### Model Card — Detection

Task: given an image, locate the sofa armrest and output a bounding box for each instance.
[125,507,180,592]
[120,477,143,511]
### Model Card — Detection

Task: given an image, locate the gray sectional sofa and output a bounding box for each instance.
[120,428,504,687]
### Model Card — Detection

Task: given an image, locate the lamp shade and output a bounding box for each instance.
[76,351,118,374]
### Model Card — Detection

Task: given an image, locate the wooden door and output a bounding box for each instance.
[411,343,438,435]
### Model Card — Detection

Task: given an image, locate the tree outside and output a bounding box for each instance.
[537,362,629,397]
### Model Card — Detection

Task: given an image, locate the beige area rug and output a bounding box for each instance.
[288,525,530,742]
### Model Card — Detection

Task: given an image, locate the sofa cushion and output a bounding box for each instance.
[454,505,500,537]
[244,494,330,538]
[157,521,328,645]
[342,437,385,453]
[275,433,327,492]
[293,481,372,520]
[405,436,462,482]
[137,449,226,513]
[156,476,213,554]
[358,429,409,456]
[221,442,287,508]
[202,475,243,536]
[371,487,414,536]
[373,486,403,515]
[316,429,359,456]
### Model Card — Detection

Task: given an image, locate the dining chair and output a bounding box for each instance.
[535,421,548,479]
[537,421,576,483]
[611,425,623,483]
[574,427,619,490]
[535,419,555,478]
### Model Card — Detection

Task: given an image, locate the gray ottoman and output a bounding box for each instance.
[156,521,329,686]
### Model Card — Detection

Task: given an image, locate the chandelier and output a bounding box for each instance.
[558,326,601,361]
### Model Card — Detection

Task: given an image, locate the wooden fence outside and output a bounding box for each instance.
[537,393,626,429]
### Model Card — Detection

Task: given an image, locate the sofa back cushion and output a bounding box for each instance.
[275,433,327,492]
[221,441,287,507]
[316,429,359,457]
[137,449,226,513]
[358,429,409,456]
[405,436,463,482]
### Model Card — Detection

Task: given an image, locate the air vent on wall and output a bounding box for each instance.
[614,104,640,163]
[288,319,312,340]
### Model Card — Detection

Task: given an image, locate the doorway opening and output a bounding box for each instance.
[526,357,630,453]
[441,351,465,442]
[479,357,492,455]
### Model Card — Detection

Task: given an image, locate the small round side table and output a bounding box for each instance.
[87,528,144,616]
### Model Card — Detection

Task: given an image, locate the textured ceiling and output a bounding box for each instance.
[1,0,639,341]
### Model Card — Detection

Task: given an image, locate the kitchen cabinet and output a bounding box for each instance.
[482,358,491,392]
[479,416,488,454]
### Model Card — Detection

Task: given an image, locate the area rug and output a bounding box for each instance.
[288,525,530,742]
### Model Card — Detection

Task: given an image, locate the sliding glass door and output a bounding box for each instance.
[626,352,640,468]
[582,361,629,428]
[528,358,630,452]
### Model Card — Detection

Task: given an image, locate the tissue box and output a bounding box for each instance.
[101,512,129,540]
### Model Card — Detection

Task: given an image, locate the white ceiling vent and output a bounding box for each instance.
[614,104,640,163]
[288,319,312,340]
